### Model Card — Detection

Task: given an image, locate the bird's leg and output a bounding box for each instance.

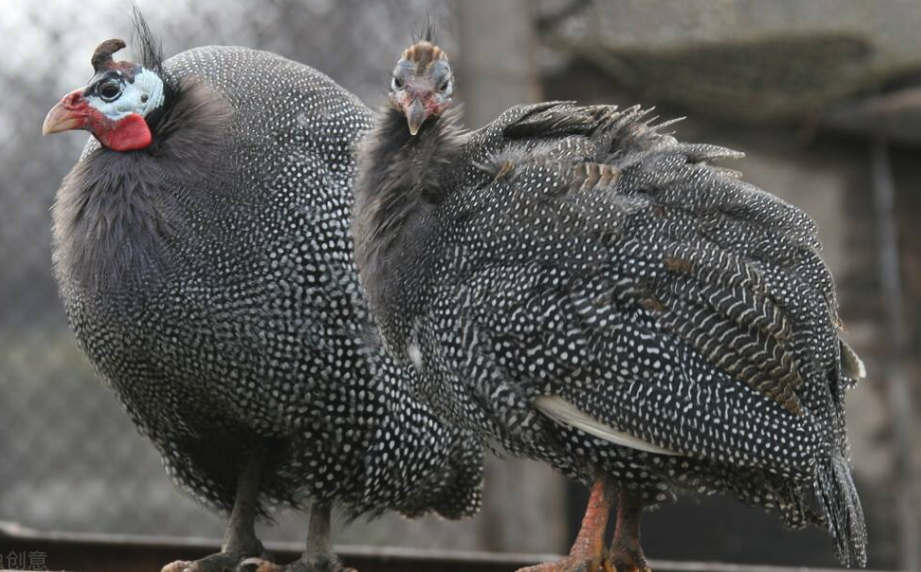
[222,449,269,557]
[609,489,650,572]
[516,479,615,572]
[279,504,354,572]
[162,450,271,572]
[305,503,335,561]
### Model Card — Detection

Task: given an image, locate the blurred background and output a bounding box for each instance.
[2,0,920,569]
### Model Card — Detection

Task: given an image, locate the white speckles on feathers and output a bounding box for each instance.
[52,46,482,523]
[355,100,867,566]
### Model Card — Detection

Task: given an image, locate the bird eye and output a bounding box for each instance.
[392,77,404,90]
[439,80,450,93]
[98,80,121,102]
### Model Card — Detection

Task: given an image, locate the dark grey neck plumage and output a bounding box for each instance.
[353,107,463,351]
[52,79,231,298]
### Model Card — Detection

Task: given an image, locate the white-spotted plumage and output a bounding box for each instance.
[52,45,483,526]
[355,100,868,566]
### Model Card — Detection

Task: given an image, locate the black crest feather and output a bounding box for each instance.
[412,16,437,44]
[130,4,166,75]
[123,5,180,126]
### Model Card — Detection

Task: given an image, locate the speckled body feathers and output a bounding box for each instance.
[52,46,483,521]
[355,102,866,565]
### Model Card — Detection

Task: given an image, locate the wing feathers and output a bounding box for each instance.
[534,395,680,456]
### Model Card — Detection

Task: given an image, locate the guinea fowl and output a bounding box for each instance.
[353,35,868,571]
[43,25,483,572]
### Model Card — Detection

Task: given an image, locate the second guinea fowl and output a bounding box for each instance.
[43,21,483,572]
[353,34,868,572]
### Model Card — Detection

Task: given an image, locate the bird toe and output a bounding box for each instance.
[161,561,193,572]
[281,553,351,572]
[516,555,614,572]
[161,552,272,572]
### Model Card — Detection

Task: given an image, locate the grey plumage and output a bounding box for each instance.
[50,41,482,561]
[355,92,867,566]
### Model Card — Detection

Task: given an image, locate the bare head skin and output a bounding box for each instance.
[43,38,165,151]
[389,39,455,135]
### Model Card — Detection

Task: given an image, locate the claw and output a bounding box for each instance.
[240,556,280,572]
[282,554,353,572]
[161,552,274,572]
[517,553,615,572]
[161,561,193,572]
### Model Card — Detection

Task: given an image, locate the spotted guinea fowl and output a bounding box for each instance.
[353,34,868,571]
[43,23,483,572]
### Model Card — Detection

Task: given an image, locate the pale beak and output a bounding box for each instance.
[43,90,86,135]
[404,98,428,136]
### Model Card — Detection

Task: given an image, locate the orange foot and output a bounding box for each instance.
[517,480,616,572]
[608,545,652,572]
[612,566,651,572]
[517,555,614,572]
[251,555,356,572]
[162,553,273,572]
[609,542,652,572]
[609,488,651,572]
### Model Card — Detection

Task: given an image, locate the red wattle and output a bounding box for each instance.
[94,113,152,151]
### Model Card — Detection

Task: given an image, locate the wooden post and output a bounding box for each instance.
[456,0,569,555]
[456,0,542,128]
[870,139,921,571]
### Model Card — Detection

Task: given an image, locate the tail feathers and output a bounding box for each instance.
[815,455,868,567]
[393,426,485,521]
[435,430,485,520]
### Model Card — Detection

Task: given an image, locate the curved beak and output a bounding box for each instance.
[404,98,429,136]
[43,89,87,135]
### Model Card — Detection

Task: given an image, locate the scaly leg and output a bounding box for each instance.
[162,450,271,572]
[257,504,354,572]
[609,489,650,572]
[516,480,615,572]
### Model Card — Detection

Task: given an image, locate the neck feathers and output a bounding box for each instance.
[353,106,464,342]
[53,76,231,297]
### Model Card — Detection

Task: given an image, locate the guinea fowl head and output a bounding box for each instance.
[389,34,454,136]
[43,37,167,151]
